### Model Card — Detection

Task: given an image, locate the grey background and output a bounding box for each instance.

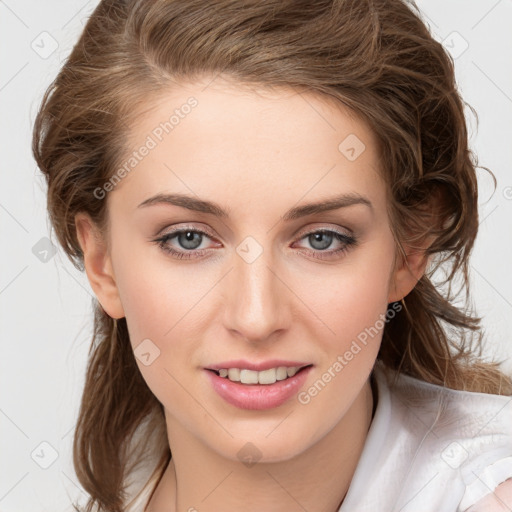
[1,0,511,509]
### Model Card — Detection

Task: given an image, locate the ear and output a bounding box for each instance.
[387,240,433,303]
[388,188,446,303]
[75,212,125,319]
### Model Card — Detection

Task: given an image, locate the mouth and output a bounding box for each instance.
[206,364,313,385]
[205,363,314,410]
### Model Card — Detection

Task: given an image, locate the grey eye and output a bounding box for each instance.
[307,231,334,250]
[176,231,204,250]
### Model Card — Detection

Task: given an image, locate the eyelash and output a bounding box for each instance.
[152,226,357,261]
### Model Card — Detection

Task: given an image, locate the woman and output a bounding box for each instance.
[32,0,512,510]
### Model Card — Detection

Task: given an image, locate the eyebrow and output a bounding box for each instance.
[137,192,373,220]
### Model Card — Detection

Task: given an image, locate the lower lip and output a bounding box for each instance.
[205,366,312,410]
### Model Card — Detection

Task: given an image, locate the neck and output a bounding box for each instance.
[147,377,375,512]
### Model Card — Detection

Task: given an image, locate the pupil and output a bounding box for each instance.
[310,232,332,250]
[180,231,202,249]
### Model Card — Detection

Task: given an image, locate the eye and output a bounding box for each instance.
[152,226,357,261]
[292,229,357,260]
[153,227,219,260]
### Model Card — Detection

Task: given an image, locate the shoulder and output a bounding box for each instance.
[373,362,512,510]
[379,362,512,446]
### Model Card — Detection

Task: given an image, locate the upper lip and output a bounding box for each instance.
[206,360,312,371]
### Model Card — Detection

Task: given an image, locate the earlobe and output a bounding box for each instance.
[387,244,432,303]
[75,213,125,319]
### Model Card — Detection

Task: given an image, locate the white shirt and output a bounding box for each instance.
[124,359,512,511]
[339,360,512,511]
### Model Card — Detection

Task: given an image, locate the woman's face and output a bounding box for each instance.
[80,76,416,463]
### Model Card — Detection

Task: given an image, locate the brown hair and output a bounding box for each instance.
[32,0,512,510]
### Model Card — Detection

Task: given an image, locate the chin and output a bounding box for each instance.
[207,428,315,465]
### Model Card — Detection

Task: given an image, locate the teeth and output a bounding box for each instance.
[287,367,299,377]
[240,369,259,384]
[276,367,288,380]
[215,366,303,384]
[227,368,241,381]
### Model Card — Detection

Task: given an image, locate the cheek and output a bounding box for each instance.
[110,224,196,344]
[335,263,392,341]
[114,221,395,354]
[294,241,395,420]
[115,270,174,345]
[295,234,395,351]
[112,259,200,411]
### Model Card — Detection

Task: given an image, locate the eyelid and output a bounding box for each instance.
[153,223,357,262]
[156,222,353,243]
[156,223,217,239]
[293,223,353,239]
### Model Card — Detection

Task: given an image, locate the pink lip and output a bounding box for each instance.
[205,365,313,410]
[206,359,311,372]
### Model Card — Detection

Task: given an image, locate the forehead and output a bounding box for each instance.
[108,76,386,217]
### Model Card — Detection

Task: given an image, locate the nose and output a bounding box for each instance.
[222,242,291,344]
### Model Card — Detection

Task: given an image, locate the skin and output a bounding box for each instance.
[466,478,512,511]
[76,76,428,512]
